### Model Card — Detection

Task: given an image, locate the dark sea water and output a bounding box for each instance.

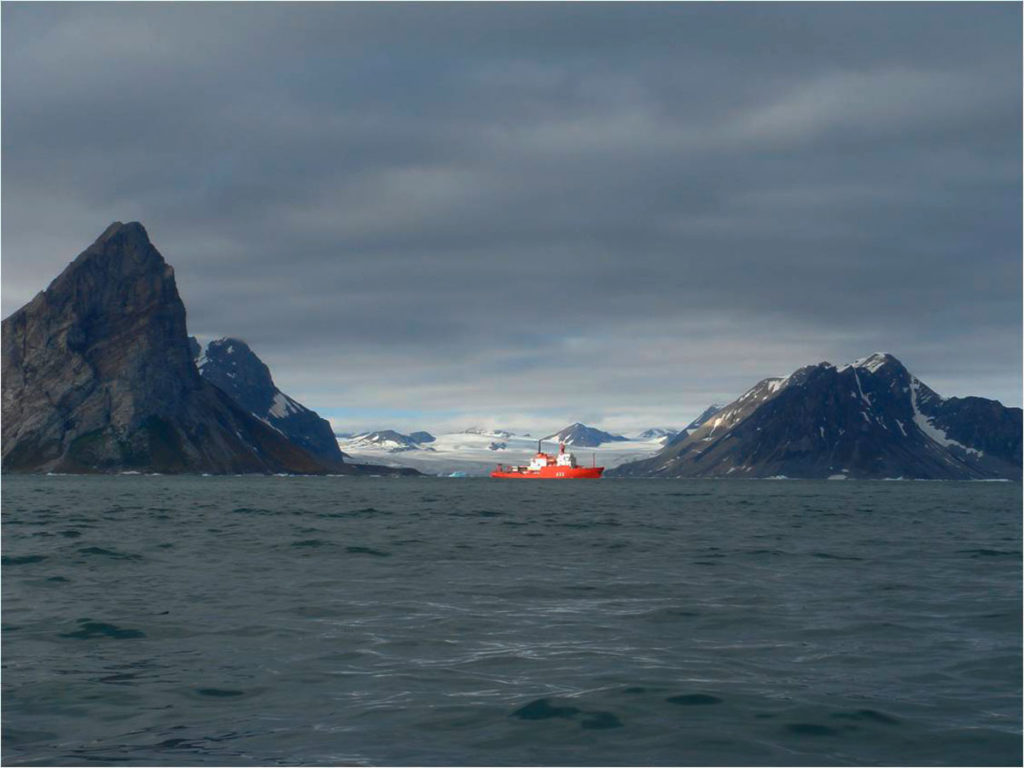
[2,476,1021,766]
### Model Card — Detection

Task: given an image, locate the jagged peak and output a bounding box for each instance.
[207,337,252,355]
[56,221,165,285]
[96,221,149,244]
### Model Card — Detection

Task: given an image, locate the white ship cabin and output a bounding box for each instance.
[528,443,578,471]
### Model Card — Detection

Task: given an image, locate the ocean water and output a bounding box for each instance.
[2,476,1020,766]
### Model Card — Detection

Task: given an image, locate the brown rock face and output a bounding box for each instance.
[1,222,329,474]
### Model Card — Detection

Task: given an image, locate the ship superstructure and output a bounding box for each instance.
[490,441,603,479]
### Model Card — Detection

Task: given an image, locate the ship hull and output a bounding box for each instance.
[490,466,603,479]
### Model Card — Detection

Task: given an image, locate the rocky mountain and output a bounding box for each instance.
[542,422,628,447]
[345,430,436,453]
[610,354,1021,480]
[193,337,343,467]
[1,222,331,474]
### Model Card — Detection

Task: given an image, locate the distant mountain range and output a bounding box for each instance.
[336,426,665,476]
[337,423,641,460]
[610,353,1021,480]
[343,430,437,453]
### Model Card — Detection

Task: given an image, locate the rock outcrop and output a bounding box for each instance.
[1,222,332,474]
[610,353,1021,480]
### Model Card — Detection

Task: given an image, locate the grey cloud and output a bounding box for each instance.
[3,3,1020,431]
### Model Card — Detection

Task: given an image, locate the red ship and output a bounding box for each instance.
[490,441,603,479]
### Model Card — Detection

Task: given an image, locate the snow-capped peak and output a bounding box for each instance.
[838,352,898,374]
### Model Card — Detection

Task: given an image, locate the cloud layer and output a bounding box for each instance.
[3,3,1020,433]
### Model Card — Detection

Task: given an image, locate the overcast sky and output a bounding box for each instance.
[3,3,1021,435]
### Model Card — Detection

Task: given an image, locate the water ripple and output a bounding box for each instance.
[2,476,1020,766]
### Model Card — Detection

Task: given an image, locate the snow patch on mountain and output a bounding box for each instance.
[910,379,983,457]
[853,369,872,406]
[269,392,303,419]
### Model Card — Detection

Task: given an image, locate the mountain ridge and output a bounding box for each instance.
[610,353,1021,480]
[342,430,437,453]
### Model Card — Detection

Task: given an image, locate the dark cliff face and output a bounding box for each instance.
[3,223,200,433]
[194,337,345,466]
[611,354,1021,480]
[1,222,330,474]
